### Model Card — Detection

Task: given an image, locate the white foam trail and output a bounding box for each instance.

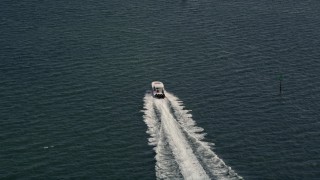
[166,93,243,180]
[142,92,243,180]
[143,93,182,179]
[142,94,160,146]
[154,98,210,180]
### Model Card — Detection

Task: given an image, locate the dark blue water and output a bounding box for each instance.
[1,0,319,179]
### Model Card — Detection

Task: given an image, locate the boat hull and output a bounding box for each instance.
[151,81,165,99]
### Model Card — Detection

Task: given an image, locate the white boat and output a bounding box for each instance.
[151,81,165,98]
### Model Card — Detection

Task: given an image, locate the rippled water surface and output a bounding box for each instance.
[1,0,320,179]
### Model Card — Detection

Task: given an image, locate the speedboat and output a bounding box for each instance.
[151,81,165,98]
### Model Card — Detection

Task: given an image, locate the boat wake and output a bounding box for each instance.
[142,92,243,180]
